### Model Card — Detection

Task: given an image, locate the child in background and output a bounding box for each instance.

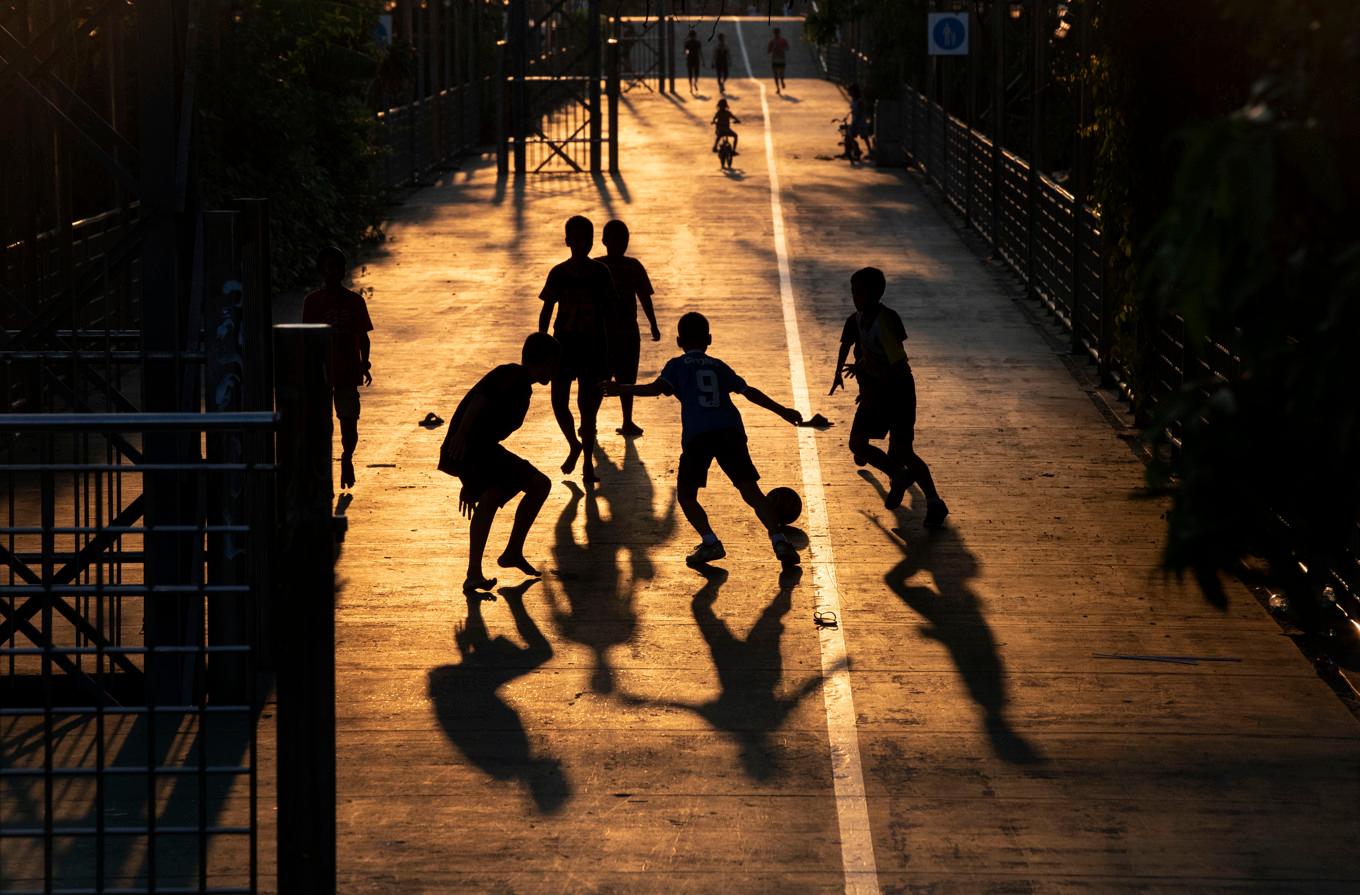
[711,99,740,155]
[595,220,661,437]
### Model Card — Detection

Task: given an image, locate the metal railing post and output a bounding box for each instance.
[589,0,603,174]
[608,31,621,174]
[273,323,336,895]
[1027,0,1045,298]
[990,0,1004,255]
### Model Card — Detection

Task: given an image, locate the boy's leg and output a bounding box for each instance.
[498,459,550,576]
[613,338,642,435]
[735,479,782,533]
[677,482,714,541]
[334,387,361,489]
[575,373,603,482]
[466,486,503,591]
[551,372,583,473]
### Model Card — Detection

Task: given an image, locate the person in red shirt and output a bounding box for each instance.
[767,27,790,95]
[302,246,374,490]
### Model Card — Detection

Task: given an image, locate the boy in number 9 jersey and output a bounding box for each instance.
[604,312,802,568]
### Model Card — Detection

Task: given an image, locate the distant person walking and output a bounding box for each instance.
[767,27,790,95]
[302,245,373,491]
[539,215,619,484]
[438,332,561,595]
[713,33,731,95]
[684,29,703,94]
[595,220,660,437]
[829,267,949,528]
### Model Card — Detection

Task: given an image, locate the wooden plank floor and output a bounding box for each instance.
[293,18,1360,893]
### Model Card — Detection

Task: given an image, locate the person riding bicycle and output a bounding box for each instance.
[847,84,871,155]
[712,99,740,155]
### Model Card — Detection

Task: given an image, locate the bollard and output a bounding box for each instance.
[273,323,336,894]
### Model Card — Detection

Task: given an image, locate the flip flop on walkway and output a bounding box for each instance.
[796,413,833,429]
[419,412,444,429]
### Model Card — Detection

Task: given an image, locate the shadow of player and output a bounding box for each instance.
[427,580,571,813]
[860,470,1043,765]
[625,566,822,781]
[546,440,675,694]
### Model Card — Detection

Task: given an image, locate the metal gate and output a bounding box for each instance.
[499,0,620,174]
[615,14,672,94]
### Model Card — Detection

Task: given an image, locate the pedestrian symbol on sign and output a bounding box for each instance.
[927,12,970,56]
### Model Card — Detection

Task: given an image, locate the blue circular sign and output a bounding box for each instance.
[933,17,965,51]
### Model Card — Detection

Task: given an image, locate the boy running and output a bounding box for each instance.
[539,215,619,483]
[439,332,562,595]
[713,33,731,95]
[830,267,949,527]
[604,312,802,568]
[302,245,373,491]
[595,220,660,437]
[767,27,790,95]
[711,99,740,155]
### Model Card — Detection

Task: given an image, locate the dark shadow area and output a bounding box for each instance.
[861,470,1044,765]
[427,581,570,813]
[546,440,673,693]
[626,566,821,781]
[662,92,706,125]
[777,93,801,103]
[721,167,748,180]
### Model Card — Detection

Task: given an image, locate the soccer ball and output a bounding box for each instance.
[767,486,803,526]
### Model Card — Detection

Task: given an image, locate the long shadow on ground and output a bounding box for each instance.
[861,470,1044,765]
[427,581,570,813]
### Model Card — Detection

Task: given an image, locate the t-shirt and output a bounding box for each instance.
[301,286,374,388]
[659,351,747,444]
[767,36,789,64]
[712,108,737,131]
[594,254,654,339]
[684,37,702,63]
[539,257,617,342]
[840,304,911,395]
[714,45,730,67]
[445,364,532,450]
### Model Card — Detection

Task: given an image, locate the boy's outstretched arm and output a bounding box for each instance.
[603,376,668,398]
[741,385,802,425]
[537,299,555,333]
[829,340,853,395]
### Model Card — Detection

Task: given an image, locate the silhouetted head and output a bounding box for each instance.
[521,332,562,385]
[717,33,726,44]
[676,311,712,352]
[602,219,629,256]
[773,27,782,37]
[564,215,594,258]
[717,98,729,109]
[688,29,697,39]
[316,245,346,288]
[850,266,886,312]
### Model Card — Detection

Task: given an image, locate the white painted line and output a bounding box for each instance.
[734,21,881,895]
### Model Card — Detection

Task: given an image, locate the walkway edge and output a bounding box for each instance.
[735,21,882,895]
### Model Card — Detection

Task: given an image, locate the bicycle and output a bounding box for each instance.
[717,134,735,170]
[835,116,862,164]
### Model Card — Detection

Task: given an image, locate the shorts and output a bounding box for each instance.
[444,444,543,508]
[772,62,787,73]
[715,63,729,78]
[851,373,917,450]
[678,427,760,492]
[687,58,701,74]
[333,386,361,421]
[607,330,640,384]
[715,126,736,139]
[556,332,609,385]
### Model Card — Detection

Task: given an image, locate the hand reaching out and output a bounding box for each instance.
[458,486,477,519]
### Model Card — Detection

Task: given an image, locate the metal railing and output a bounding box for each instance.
[1,412,276,895]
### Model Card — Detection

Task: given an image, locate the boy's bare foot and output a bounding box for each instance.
[497,553,542,577]
[616,422,644,436]
[561,441,582,474]
[340,456,355,490]
[462,575,498,596]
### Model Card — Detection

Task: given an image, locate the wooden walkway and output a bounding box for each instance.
[303,18,1360,893]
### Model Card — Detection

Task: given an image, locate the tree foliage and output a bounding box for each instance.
[197,1,387,287]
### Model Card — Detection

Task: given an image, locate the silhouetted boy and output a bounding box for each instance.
[595,220,660,437]
[439,333,562,595]
[713,33,731,94]
[684,29,703,93]
[604,312,801,568]
[302,245,373,490]
[539,215,619,483]
[767,27,790,94]
[830,267,948,527]
[712,98,740,154]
